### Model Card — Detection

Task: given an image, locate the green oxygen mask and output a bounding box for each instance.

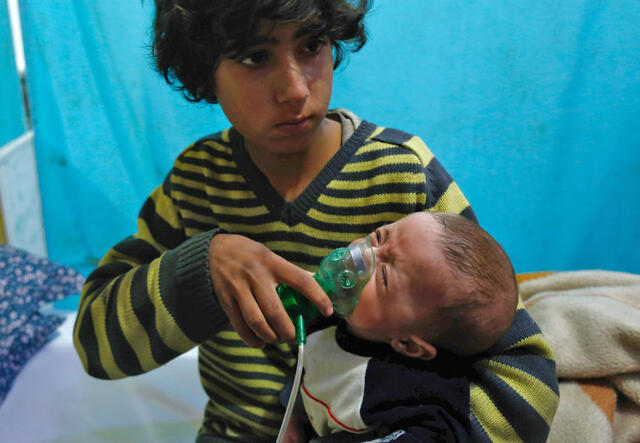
[276,238,375,344]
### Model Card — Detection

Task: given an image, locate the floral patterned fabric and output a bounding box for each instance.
[0,246,84,405]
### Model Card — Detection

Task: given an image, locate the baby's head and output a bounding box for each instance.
[344,212,518,359]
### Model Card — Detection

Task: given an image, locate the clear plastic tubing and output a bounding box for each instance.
[276,342,304,443]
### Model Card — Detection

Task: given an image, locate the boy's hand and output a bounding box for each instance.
[208,233,333,347]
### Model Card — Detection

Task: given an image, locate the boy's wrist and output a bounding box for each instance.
[162,228,229,341]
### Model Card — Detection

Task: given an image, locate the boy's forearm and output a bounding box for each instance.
[73,178,228,378]
[398,133,475,221]
[469,299,559,442]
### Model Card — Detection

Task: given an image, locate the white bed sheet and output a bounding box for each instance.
[0,312,207,443]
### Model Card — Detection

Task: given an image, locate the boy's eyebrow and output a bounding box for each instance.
[295,21,326,38]
[245,34,276,47]
[245,22,326,48]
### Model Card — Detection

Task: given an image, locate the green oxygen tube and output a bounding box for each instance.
[274,238,375,443]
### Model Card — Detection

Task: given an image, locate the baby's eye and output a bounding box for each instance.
[381,264,388,288]
[239,50,268,66]
[371,225,387,247]
[375,229,383,244]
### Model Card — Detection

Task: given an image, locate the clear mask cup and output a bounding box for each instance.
[314,237,375,316]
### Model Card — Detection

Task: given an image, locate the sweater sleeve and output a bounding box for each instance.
[468,298,559,442]
[73,169,229,379]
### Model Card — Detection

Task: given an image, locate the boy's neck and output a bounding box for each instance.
[246,117,342,201]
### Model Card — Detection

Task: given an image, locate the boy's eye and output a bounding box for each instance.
[304,37,328,54]
[239,50,268,66]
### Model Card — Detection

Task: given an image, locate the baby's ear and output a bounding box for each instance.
[390,336,437,361]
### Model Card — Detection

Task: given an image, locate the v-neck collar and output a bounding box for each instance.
[229,120,376,226]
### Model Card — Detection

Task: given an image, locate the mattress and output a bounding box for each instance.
[0,311,206,442]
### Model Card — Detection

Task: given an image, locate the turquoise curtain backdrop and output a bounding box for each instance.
[17,0,640,283]
[0,0,26,146]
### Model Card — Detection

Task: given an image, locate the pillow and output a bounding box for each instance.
[0,245,85,405]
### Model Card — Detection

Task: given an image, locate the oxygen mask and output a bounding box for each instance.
[314,237,376,317]
[277,237,375,343]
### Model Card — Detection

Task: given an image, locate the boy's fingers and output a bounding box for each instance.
[215,276,268,347]
[253,281,296,342]
[225,298,266,348]
[234,288,278,344]
[230,317,266,348]
[273,258,334,317]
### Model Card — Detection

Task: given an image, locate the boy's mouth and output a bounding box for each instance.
[275,116,313,133]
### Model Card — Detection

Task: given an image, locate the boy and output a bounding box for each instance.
[284,212,522,442]
[74,1,558,441]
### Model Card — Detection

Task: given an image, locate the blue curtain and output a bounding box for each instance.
[19,0,640,279]
[19,0,227,275]
[0,0,26,146]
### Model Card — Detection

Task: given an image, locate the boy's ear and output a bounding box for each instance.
[390,335,437,361]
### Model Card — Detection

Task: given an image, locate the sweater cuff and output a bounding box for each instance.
[162,228,229,342]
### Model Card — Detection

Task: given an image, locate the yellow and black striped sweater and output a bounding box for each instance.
[74,115,558,442]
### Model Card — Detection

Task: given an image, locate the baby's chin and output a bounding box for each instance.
[343,318,386,343]
[343,320,364,339]
[341,314,358,330]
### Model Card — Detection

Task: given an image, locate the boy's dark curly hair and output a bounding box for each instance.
[152,0,371,104]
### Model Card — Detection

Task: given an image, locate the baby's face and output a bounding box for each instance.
[344,213,455,342]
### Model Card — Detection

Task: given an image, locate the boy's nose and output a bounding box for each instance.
[274,57,310,105]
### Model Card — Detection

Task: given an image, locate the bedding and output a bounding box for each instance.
[0,245,205,442]
[0,311,206,442]
[0,245,84,405]
[520,270,640,443]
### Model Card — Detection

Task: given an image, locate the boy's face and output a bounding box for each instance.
[214,20,335,158]
[345,213,455,342]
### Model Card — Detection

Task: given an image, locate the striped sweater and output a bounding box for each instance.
[73,111,558,442]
